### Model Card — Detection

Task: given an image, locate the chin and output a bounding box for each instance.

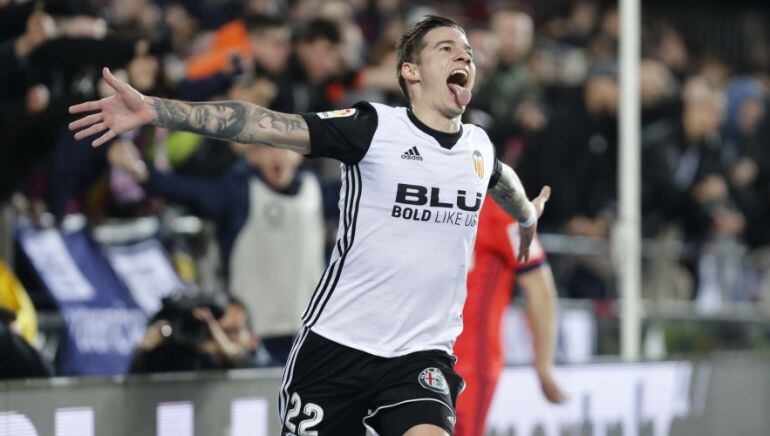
[442,103,465,119]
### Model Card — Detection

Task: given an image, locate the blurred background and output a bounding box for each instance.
[1,0,770,435]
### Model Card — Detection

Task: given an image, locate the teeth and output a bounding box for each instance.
[451,69,468,78]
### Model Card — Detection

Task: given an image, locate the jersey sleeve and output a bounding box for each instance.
[488,156,502,189]
[300,101,378,165]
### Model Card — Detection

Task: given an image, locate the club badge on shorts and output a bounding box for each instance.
[418,368,450,394]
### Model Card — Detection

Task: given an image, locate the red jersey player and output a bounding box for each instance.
[454,198,567,436]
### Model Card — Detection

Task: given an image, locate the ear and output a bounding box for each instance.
[401,62,420,84]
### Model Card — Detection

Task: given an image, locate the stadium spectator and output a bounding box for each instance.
[518,64,619,298]
[643,78,742,245]
[472,6,546,144]
[284,18,344,113]
[722,78,769,249]
[108,136,325,365]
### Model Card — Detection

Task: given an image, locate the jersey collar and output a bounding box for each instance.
[406,108,463,150]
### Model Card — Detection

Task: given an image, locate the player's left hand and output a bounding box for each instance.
[537,369,568,404]
[518,186,550,263]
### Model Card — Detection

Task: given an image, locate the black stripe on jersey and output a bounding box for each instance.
[301,164,360,324]
[301,164,353,321]
[305,165,362,326]
[334,164,354,258]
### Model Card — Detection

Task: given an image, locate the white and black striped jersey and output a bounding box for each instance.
[299,102,501,357]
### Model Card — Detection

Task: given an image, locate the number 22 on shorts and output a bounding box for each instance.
[284,392,324,436]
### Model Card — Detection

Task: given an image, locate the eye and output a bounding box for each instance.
[440,46,451,52]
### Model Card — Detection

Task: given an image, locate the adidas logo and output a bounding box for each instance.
[401,146,423,161]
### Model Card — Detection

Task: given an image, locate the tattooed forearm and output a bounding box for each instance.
[148,98,247,138]
[488,163,535,225]
[251,109,307,138]
[145,97,310,153]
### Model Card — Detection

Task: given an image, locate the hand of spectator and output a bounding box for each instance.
[193,308,247,364]
[519,186,550,263]
[693,174,728,203]
[25,84,50,116]
[730,157,759,188]
[107,140,148,182]
[14,10,57,59]
[69,68,155,147]
[536,367,568,404]
[138,320,171,351]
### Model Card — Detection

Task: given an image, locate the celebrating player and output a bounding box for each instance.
[454,198,567,436]
[69,15,550,436]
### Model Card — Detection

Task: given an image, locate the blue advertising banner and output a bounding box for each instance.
[17,227,149,376]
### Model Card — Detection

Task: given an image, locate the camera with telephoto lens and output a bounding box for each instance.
[153,293,227,348]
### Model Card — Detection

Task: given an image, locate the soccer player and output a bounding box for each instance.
[69,15,550,436]
[454,198,567,436]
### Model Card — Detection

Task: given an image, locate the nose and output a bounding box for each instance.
[455,50,471,64]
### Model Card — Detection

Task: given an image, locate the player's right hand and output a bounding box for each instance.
[68,67,155,147]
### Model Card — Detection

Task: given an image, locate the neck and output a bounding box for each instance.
[410,100,462,133]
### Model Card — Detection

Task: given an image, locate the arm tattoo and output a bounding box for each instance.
[146,97,309,152]
[488,163,534,224]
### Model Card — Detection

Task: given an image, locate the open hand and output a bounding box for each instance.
[68,67,155,147]
[518,186,550,263]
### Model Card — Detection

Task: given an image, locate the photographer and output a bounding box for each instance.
[129,294,266,374]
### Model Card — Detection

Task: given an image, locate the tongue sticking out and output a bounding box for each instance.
[448,83,472,107]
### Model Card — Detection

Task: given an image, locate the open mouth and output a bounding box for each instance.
[446,69,471,107]
[447,69,469,87]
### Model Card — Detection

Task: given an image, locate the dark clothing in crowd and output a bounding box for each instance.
[642,120,730,242]
[519,86,618,230]
[129,341,230,373]
[0,323,52,379]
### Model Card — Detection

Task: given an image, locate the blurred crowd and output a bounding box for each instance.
[3,0,770,376]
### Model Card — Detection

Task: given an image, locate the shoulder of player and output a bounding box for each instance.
[464,123,493,141]
[462,123,497,158]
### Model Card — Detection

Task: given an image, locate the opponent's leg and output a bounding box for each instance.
[453,371,497,436]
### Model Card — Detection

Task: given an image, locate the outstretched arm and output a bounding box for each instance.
[69,67,310,153]
[488,161,550,262]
